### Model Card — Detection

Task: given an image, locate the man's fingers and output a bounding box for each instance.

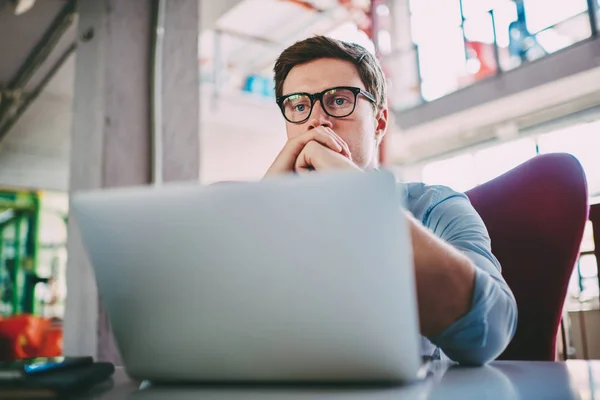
[286,127,352,164]
[265,129,345,177]
[321,127,351,159]
[313,130,343,153]
[310,128,351,160]
[288,128,340,154]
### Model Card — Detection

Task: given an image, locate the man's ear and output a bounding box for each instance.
[375,106,388,146]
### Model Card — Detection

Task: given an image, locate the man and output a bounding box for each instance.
[265,36,517,365]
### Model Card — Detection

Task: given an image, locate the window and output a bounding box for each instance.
[462,0,518,48]
[409,0,462,25]
[574,255,600,300]
[523,0,588,33]
[422,153,477,192]
[410,0,465,101]
[568,222,599,308]
[417,27,466,101]
[580,221,595,254]
[474,138,537,184]
[597,0,600,30]
[402,0,595,106]
[537,120,600,196]
[421,137,537,191]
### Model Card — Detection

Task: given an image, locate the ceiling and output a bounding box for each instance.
[0,0,78,191]
[0,0,75,93]
[200,0,374,91]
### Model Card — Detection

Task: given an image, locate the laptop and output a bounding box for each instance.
[70,169,426,384]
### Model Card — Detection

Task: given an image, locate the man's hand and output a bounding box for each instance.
[264,127,351,177]
[295,140,361,173]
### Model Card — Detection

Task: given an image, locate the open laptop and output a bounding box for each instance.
[70,169,425,384]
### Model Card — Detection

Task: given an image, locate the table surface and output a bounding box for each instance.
[82,360,600,400]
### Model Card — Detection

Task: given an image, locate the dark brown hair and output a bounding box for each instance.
[274,35,387,109]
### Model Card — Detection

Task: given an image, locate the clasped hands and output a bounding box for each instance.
[265,127,361,177]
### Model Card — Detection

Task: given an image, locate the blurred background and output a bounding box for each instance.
[0,0,598,361]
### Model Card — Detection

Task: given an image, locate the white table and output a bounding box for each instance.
[85,360,600,400]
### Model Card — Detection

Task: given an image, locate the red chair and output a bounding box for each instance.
[465,153,588,361]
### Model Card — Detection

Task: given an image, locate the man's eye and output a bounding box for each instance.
[295,104,306,112]
[328,96,351,107]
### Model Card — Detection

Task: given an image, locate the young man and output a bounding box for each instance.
[265,36,517,365]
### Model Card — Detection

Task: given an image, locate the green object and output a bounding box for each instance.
[0,224,3,311]
[32,194,41,315]
[24,195,41,314]
[12,212,22,314]
[0,189,43,316]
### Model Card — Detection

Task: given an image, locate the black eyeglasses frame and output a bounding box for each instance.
[276,86,376,124]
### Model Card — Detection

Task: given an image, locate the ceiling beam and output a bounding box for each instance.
[0,0,76,141]
[0,42,76,141]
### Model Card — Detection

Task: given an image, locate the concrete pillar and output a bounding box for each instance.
[64,0,200,363]
[387,0,421,109]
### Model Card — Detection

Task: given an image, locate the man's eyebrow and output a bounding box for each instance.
[283,86,355,96]
[282,90,309,96]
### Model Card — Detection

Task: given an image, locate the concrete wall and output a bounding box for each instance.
[200,88,286,183]
[0,55,73,191]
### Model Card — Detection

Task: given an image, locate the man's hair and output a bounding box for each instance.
[273,35,387,109]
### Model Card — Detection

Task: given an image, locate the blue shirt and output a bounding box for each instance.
[403,182,518,365]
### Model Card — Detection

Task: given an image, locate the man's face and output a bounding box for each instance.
[281,58,388,169]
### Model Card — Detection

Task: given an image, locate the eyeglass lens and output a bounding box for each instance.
[282,88,356,122]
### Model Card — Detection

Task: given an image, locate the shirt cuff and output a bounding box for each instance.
[429,266,516,365]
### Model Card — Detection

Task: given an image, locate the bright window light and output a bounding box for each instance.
[422,154,477,192]
[535,29,574,53]
[538,120,600,196]
[523,0,588,33]
[491,1,518,48]
[474,138,537,184]
[409,0,462,27]
[464,13,495,44]
[326,22,376,55]
[416,25,465,100]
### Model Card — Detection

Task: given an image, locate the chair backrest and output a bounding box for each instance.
[465,153,588,361]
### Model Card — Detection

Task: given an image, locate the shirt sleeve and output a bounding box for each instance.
[423,192,518,365]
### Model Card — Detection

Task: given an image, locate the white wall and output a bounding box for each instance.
[0,55,74,191]
[200,88,286,183]
[0,55,286,190]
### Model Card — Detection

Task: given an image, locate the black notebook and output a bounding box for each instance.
[0,362,115,399]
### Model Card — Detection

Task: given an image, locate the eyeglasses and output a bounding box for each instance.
[276,86,376,124]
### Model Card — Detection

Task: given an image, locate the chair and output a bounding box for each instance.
[465,153,588,361]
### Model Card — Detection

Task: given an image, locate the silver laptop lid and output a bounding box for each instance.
[71,170,422,383]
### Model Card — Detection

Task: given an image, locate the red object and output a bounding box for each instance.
[465,41,497,80]
[0,315,63,361]
[279,0,321,11]
[466,153,588,361]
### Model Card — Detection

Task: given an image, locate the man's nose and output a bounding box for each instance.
[307,101,333,130]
